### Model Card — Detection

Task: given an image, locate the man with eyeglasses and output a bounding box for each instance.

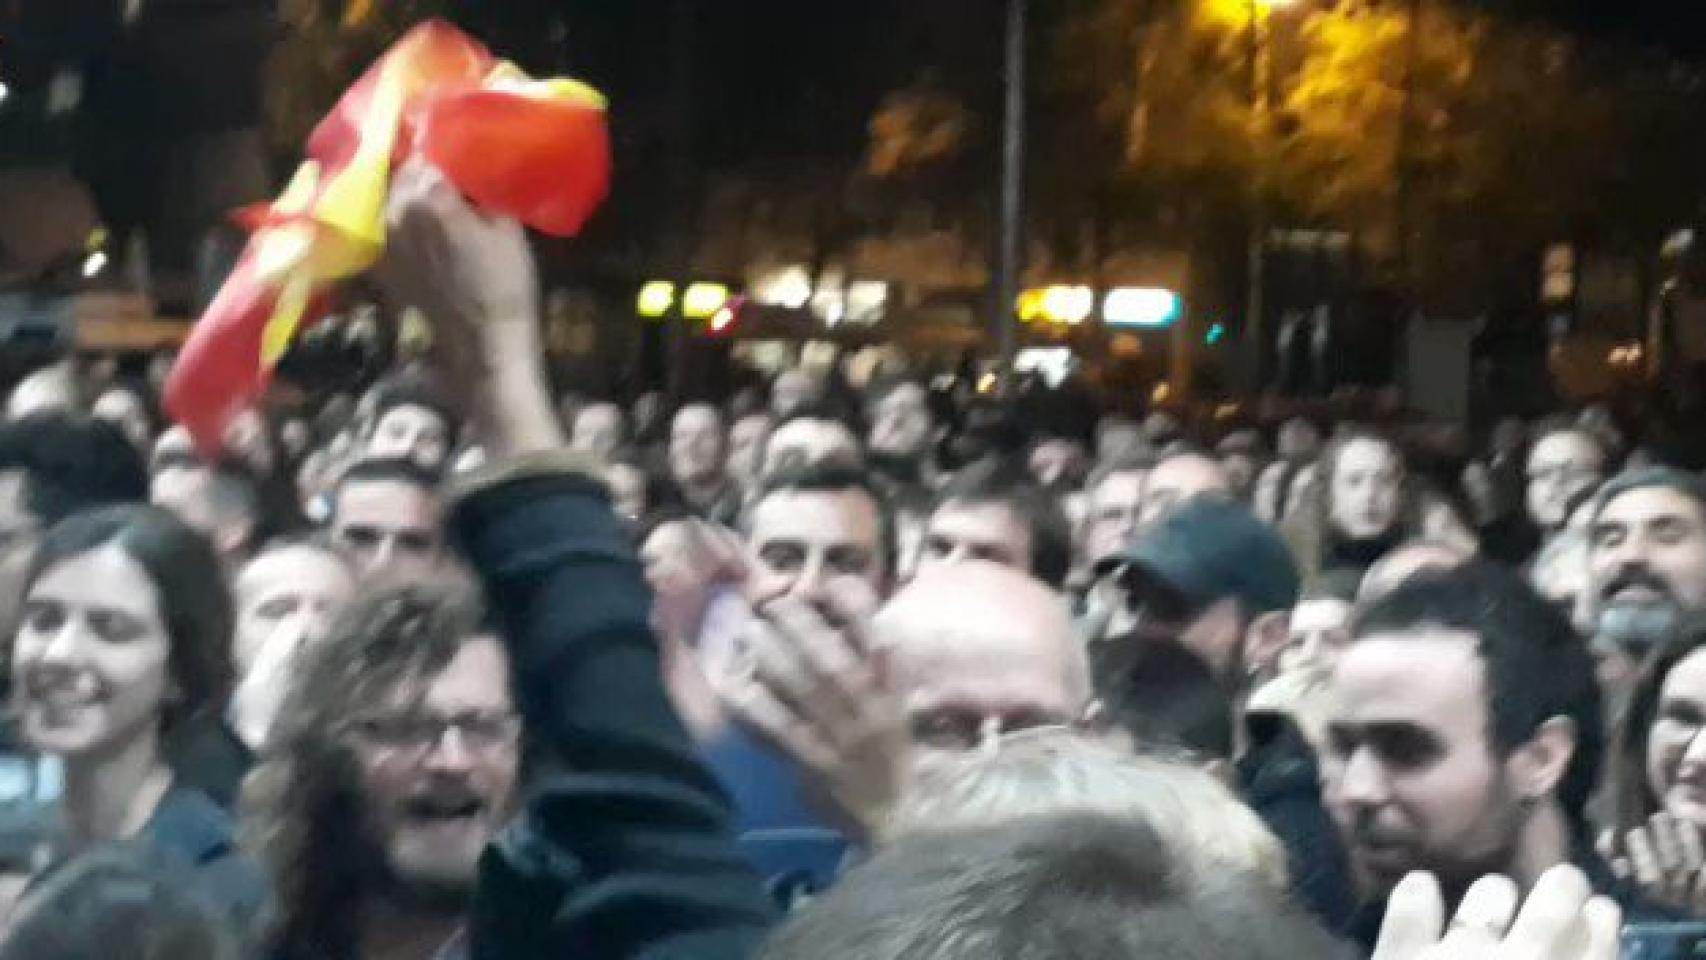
[248,579,522,960]
[1525,425,1607,536]
[715,560,1091,839]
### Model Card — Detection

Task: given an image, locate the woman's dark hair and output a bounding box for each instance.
[1607,621,1706,837]
[0,843,241,960]
[22,505,235,732]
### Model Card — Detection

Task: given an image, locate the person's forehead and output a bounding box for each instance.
[1529,432,1599,465]
[1150,455,1228,491]
[895,628,1075,711]
[878,383,928,411]
[336,479,439,523]
[422,637,512,709]
[673,406,720,432]
[929,500,1027,544]
[749,489,880,545]
[1599,486,1706,528]
[1335,439,1398,474]
[376,403,446,433]
[1662,648,1706,701]
[32,545,160,616]
[1092,470,1145,503]
[237,548,350,600]
[1291,598,1351,632]
[1333,629,1487,726]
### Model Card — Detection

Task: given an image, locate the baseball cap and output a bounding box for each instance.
[1101,497,1300,616]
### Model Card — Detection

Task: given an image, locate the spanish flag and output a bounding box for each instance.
[165,20,611,453]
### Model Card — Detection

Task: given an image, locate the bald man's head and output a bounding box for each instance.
[876,562,1089,755]
[1357,539,1473,604]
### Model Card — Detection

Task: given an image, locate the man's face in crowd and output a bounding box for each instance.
[1280,596,1353,677]
[727,413,775,486]
[0,471,36,630]
[605,463,648,522]
[332,479,443,578]
[1028,440,1086,491]
[761,418,862,483]
[368,404,451,473]
[91,389,151,452]
[917,500,1031,578]
[1139,454,1231,527]
[879,565,1085,761]
[1330,439,1403,540]
[1322,629,1531,896]
[1590,486,1706,626]
[1096,420,1145,463]
[1647,648,1706,827]
[669,405,727,487]
[233,546,355,676]
[1220,452,1259,499]
[1082,470,1146,567]
[745,488,886,605]
[1279,419,1323,463]
[571,403,626,459]
[869,384,936,462]
[150,465,216,537]
[1526,432,1604,530]
[350,637,519,900]
[770,370,822,419]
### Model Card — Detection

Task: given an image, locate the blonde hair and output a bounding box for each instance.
[888,730,1288,892]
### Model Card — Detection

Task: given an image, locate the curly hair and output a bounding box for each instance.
[240,576,490,960]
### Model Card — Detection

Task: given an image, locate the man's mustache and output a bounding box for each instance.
[1601,565,1674,605]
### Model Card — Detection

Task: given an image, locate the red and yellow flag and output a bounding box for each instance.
[165,20,611,453]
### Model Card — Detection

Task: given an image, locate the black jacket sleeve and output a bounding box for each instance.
[451,470,776,960]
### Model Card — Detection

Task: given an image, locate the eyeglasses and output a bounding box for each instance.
[354,709,520,759]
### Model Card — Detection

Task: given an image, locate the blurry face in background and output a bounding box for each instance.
[1096,420,1145,463]
[1029,440,1087,491]
[571,403,627,460]
[1525,432,1605,530]
[869,384,936,462]
[1278,596,1353,676]
[233,545,355,676]
[770,370,823,419]
[332,479,443,578]
[1329,439,1403,541]
[12,546,172,760]
[369,404,451,474]
[1139,454,1231,527]
[669,405,727,487]
[1083,470,1146,567]
[761,418,861,483]
[0,471,37,630]
[223,408,275,476]
[1279,420,1323,464]
[349,638,519,901]
[91,389,151,452]
[1220,453,1259,500]
[605,463,648,523]
[745,488,886,605]
[1647,649,1706,827]
[727,413,775,487]
[917,500,1031,578]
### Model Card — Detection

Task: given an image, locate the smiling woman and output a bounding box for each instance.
[8,504,264,929]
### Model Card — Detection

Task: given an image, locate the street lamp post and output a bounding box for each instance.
[1243,0,1296,396]
[994,0,1028,378]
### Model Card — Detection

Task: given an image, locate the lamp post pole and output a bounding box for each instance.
[994,0,1028,377]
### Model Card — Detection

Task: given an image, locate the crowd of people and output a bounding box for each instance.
[0,168,1692,960]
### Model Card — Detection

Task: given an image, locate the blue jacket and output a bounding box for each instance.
[449,463,777,959]
[139,782,269,930]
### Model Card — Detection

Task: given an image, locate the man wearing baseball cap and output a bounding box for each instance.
[1098,495,1301,685]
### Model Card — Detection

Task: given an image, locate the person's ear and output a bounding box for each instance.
[1508,716,1577,803]
[1244,610,1291,679]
